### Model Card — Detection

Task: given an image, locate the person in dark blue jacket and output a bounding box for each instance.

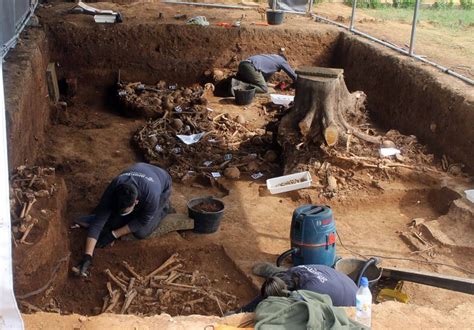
[237,264,358,312]
[72,163,172,277]
[236,54,297,93]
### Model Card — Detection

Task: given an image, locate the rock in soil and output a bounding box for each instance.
[224,166,240,179]
[264,150,278,163]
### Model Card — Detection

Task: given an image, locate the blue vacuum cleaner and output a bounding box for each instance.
[277,205,337,267]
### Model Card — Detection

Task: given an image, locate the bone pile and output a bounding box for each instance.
[10,166,57,245]
[134,108,279,180]
[101,253,238,316]
[118,81,207,119]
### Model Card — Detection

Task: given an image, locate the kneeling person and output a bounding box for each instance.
[73,162,172,277]
[238,264,358,312]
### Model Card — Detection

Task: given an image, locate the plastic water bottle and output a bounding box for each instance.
[355,277,372,327]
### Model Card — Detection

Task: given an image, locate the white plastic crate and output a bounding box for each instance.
[465,190,474,203]
[266,171,312,194]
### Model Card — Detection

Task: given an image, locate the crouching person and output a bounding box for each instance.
[72,162,172,277]
[236,263,358,312]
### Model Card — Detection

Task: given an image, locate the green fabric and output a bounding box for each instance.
[255,290,368,330]
[237,61,268,93]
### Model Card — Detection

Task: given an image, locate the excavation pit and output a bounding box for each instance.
[4,1,474,322]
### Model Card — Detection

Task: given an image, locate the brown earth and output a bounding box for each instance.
[21,301,474,329]
[3,0,474,326]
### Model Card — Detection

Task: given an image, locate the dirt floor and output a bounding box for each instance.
[20,301,474,329]
[5,0,474,327]
[11,78,471,318]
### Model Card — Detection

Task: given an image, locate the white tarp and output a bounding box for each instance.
[0,64,24,329]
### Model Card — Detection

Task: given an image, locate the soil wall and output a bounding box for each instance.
[335,33,474,173]
[13,179,69,306]
[42,23,339,85]
[3,29,52,169]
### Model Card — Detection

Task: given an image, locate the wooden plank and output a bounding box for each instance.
[382,266,474,295]
[46,63,59,103]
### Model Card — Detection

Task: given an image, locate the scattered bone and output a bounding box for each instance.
[126,277,136,295]
[120,289,138,314]
[104,269,128,293]
[122,261,143,282]
[10,165,56,244]
[19,218,38,244]
[104,290,121,313]
[145,253,179,280]
[163,263,183,276]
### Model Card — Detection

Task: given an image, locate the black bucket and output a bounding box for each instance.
[266,10,285,25]
[334,258,382,287]
[187,197,225,234]
[233,86,256,105]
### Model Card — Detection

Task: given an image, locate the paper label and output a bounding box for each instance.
[251,172,264,180]
[176,132,205,145]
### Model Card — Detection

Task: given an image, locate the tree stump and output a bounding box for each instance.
[278,66,381,173]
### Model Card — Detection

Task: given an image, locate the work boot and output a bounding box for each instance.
[252,262,288,278]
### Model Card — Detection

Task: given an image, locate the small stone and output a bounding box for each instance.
[327,175,338,192]
[183,306,192,313]
[448,165,463,176]
[264,150,278,162]
[149,136,158,145]
[163,97,174,111]
[79,316,88,322]
[313,161,322,170]
[144,288,154,296]
[224,167,240,179]
[395,153,405,162]
[236,114,246,125]
[247,161,259,172]
[430,123,437,133]
[172,118,184,130]
[212,69,225,81]
[382,140,396,148]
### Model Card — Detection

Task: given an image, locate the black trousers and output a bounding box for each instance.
[236,61,268,93]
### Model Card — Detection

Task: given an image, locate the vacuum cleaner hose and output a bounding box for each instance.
[277,247,299,267]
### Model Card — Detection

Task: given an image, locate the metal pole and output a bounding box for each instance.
[308,0,314,15]
[313,15,474,86]
[350,0,357,31]
[409,0,421,56]
[272,0,277,11]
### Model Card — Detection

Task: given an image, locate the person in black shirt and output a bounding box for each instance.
[236,263,357,312]
[72,163,172,277]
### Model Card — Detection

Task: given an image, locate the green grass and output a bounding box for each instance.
[361,7,474,30]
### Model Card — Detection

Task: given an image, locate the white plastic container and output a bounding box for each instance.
[465,190,474,203]
[270,94,294,107]
[94,15,116,23]
[355,277,372,328]
[266,171,312,194]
